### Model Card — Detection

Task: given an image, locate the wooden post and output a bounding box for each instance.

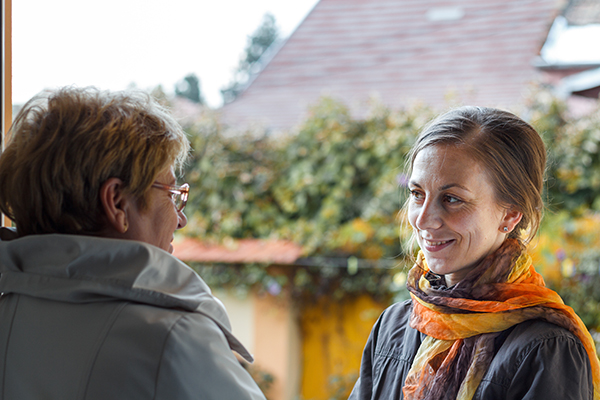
[2,0,12,227]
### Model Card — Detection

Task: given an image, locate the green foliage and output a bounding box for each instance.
[175,73,204,104]
[184,98,431,260]
[528,88,600,213]
[273,99,421,257]
[548,248,600,356]
[240,13,279,68]
[221,13,280,104]
[181,98,426,302]
[184,115,285,243]
[327,372,358,400]
[242,363,275,399]
[549,248,600,331]
[556,274,600,332]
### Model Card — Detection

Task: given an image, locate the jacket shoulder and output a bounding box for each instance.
[154,311,266,399]
[376,300,413,335]
[476,319,593,400]
[82,303,265,400]
[370,300,416,352]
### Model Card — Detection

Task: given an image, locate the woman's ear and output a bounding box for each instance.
[500,208,523,234]
[99,178,129,234]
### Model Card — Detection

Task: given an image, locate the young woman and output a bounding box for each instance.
[350,106,600,400]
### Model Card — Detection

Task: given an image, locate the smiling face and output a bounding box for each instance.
[125,167,188,253]
[407,145,515,286]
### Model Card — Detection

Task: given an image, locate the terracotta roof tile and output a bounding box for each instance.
[172,237,304,265]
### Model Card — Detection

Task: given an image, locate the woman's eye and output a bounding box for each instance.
[410,190,423,200]
[445,195,461,204]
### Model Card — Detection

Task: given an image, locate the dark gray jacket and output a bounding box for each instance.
[349,300,594,400]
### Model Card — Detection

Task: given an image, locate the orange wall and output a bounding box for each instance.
[253,293,301,400]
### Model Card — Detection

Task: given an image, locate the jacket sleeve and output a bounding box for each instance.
[477,320,594,400]
[349,307,388,400]
[504,333,594,400]
[154,313,266,400]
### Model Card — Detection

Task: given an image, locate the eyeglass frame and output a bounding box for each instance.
[151,182,190,212]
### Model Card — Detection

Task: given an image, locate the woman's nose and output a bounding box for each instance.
[415,200,443,231]
[177,210,188,229]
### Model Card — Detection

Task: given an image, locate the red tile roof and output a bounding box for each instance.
[172,237,304,265]
[221,0,559,131]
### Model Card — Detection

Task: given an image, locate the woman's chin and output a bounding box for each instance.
[423,256,452,275]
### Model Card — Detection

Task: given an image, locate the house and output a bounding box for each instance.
[220,0,560,132]
[536,0,600,115]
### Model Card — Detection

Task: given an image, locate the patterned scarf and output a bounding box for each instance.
[403,238,600,400]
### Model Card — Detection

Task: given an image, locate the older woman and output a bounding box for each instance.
[0,87,265,399]
[350,107,600,400]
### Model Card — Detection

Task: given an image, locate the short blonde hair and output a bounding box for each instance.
[0,86,190,236]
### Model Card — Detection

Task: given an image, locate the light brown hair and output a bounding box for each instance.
[405,106,546,244]
[0,86,190,236]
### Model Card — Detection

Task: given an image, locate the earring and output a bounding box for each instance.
[123,222,128,233]
[503,226,508,232]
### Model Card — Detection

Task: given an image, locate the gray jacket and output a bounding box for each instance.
[0,230,266,400]
[350,300,594,400]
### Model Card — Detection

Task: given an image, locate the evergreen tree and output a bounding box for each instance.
[175,73,204,104]
[221,13,280,104]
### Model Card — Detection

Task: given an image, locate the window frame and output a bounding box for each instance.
[2,0,12,227]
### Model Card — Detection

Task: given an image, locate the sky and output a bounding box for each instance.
[12,0,320,108]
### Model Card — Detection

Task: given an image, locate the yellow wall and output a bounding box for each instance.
[300,295,387,400]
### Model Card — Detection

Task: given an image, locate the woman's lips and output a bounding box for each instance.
[422,238,454,252]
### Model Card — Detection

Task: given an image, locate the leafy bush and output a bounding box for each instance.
[527,88,600,214]
[183,98,431,260]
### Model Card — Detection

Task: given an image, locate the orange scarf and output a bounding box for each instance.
[404,238,600,400]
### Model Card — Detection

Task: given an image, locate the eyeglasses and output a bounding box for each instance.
[151,182,190,212]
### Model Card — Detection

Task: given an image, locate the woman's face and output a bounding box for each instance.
[126,167,187,253]
[407,145,509,286]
